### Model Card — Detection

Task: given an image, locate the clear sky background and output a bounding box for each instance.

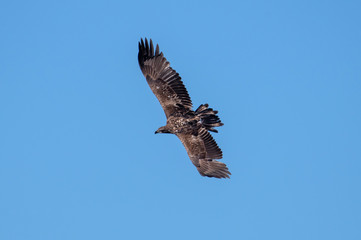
[1,0,360,239]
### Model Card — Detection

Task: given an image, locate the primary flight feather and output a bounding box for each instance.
[138,38,230,178]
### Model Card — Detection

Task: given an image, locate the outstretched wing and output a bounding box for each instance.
[138,38,192,118]
[177,128,230,178]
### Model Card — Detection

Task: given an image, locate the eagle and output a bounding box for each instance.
[138,38,231,178]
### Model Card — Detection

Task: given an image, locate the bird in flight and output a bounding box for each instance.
[138,38,230,178]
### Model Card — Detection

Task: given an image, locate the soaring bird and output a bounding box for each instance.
[138,38,230,178]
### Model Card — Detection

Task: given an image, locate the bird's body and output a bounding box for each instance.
[165,115,198,135]
[138,38,231,178]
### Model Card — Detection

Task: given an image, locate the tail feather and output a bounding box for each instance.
[196,104,224,133]
[197,159,231,178]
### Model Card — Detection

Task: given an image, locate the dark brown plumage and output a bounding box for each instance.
[138,38,230,178]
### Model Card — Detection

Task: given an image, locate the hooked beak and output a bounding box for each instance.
[154,130,158,134]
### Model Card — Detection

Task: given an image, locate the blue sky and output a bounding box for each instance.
[1,0,360,239]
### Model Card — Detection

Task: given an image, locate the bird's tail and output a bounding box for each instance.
[195,104,224,133]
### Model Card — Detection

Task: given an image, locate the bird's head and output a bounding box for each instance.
[155,126,171,134]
